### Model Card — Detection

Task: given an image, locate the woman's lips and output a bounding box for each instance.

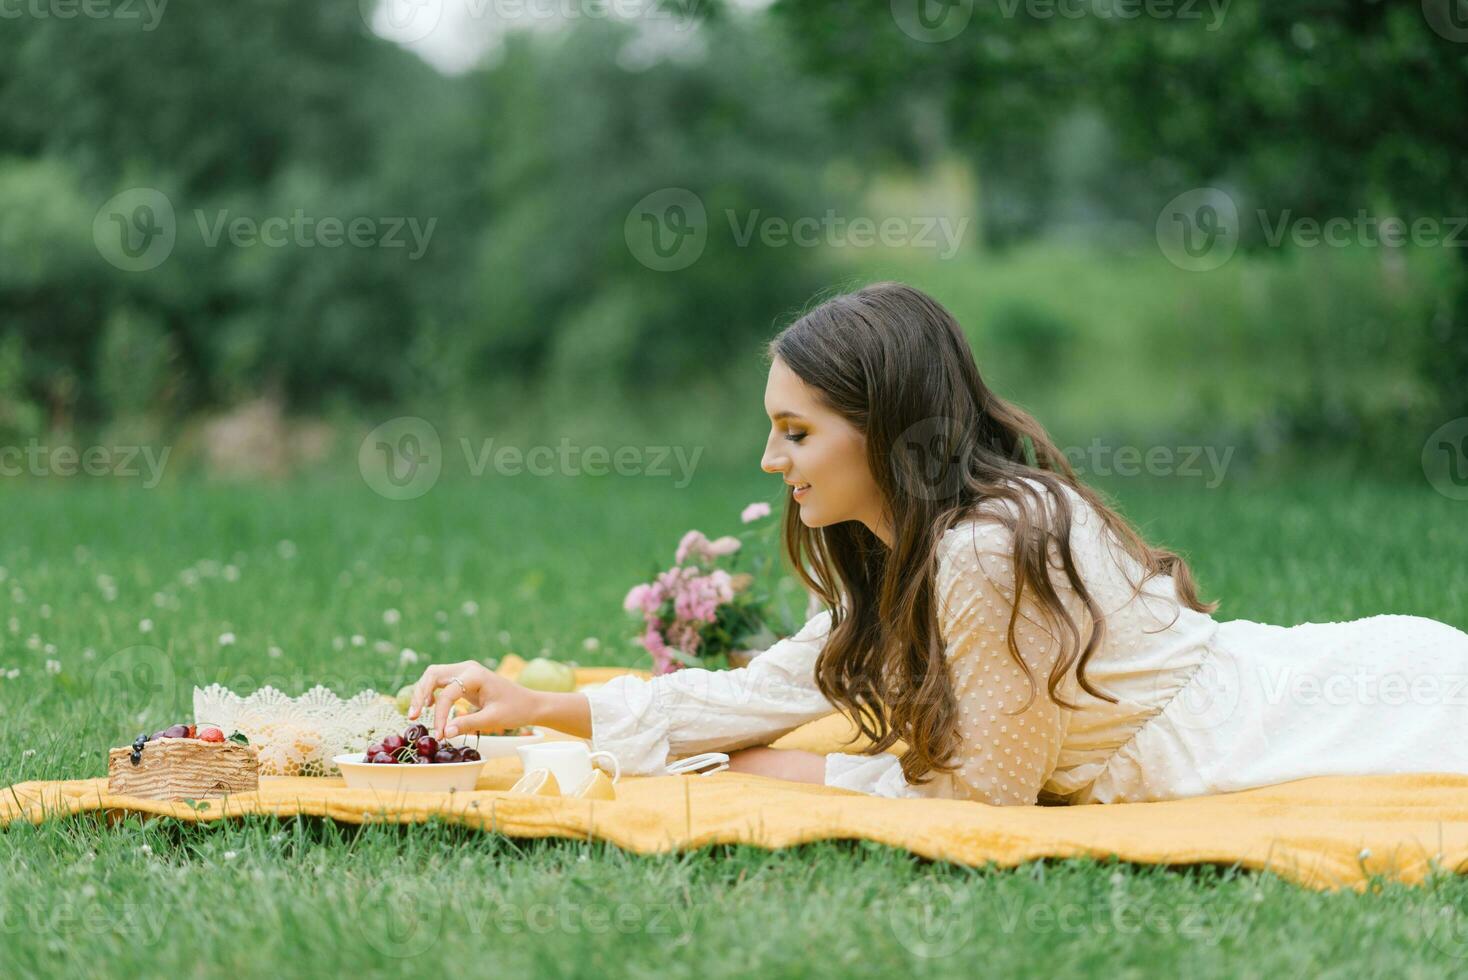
[792,483,811,501]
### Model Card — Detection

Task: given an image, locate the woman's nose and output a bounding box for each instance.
[760,447,785,474]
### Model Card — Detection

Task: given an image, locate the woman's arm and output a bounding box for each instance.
[725,746,828,783]
[411,610,839,778]
[523,689,592,739]
[578,610,837,775]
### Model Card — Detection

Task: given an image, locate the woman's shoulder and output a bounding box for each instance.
[939,476,1089,550]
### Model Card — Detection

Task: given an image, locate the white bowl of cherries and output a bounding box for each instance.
[334,723,487,793]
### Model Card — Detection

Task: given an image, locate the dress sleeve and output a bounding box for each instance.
[824,516,1079,805]
[584,610,837,775]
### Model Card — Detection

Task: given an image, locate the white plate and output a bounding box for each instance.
[445,729,546,758]
[333,753,485,793]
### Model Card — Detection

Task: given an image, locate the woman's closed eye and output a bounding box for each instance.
[785,431,806,443]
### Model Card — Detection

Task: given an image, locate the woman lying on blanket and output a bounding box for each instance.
[409,282,1468,806]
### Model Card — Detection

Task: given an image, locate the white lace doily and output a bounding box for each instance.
[193,684,408,776]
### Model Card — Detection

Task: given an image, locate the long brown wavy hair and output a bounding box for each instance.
[767,282,1218,785]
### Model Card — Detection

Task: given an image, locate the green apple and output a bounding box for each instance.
[518,657,577,693]
[395,683,416,715]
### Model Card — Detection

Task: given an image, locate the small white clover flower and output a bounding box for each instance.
[399,648,419,665]
[139,619,154,633]
[461,600,479,617]
[383,609,401,626]
[218,632,236,647]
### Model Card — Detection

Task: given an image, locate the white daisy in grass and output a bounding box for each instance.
[382,608,401,626]
[218,632,236,646]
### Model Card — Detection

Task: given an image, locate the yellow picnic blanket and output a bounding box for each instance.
[6,655,1468,894]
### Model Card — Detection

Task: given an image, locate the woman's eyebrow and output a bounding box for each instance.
[769,410,807,422]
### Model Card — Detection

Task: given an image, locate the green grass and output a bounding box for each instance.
[2,464,1467,978]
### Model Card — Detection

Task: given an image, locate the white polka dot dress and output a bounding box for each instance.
[586,477,1468,805]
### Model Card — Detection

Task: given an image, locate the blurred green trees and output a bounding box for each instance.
[0,0,1462,476]
[0,2,840,428]
[774,0,1468,463]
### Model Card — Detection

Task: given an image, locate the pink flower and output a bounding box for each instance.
[623,583,653,613]
[741,502,771,523]
[674,530,710,565]
[640,624,681,675]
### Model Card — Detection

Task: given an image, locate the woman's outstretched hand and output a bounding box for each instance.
[408,661,541,738]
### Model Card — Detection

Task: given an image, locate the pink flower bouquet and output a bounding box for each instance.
[623,500,798,674]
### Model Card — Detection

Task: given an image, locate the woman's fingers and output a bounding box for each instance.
[444,703,504,738]
[431,680,466,738]
[408,663,463,720]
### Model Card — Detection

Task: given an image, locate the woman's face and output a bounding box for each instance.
[760,357,892,545]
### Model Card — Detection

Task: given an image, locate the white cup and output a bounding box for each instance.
[517,741,620,788]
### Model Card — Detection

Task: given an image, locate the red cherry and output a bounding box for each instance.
[432,748,457,764]
[403,724,430,743]
[197,727,224,743]
[369,751,396,765]
[415,736,439,758]
[461,748,481,762]
[162,725,189,739]
[365,741,385,758]
[380,734,406,754]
